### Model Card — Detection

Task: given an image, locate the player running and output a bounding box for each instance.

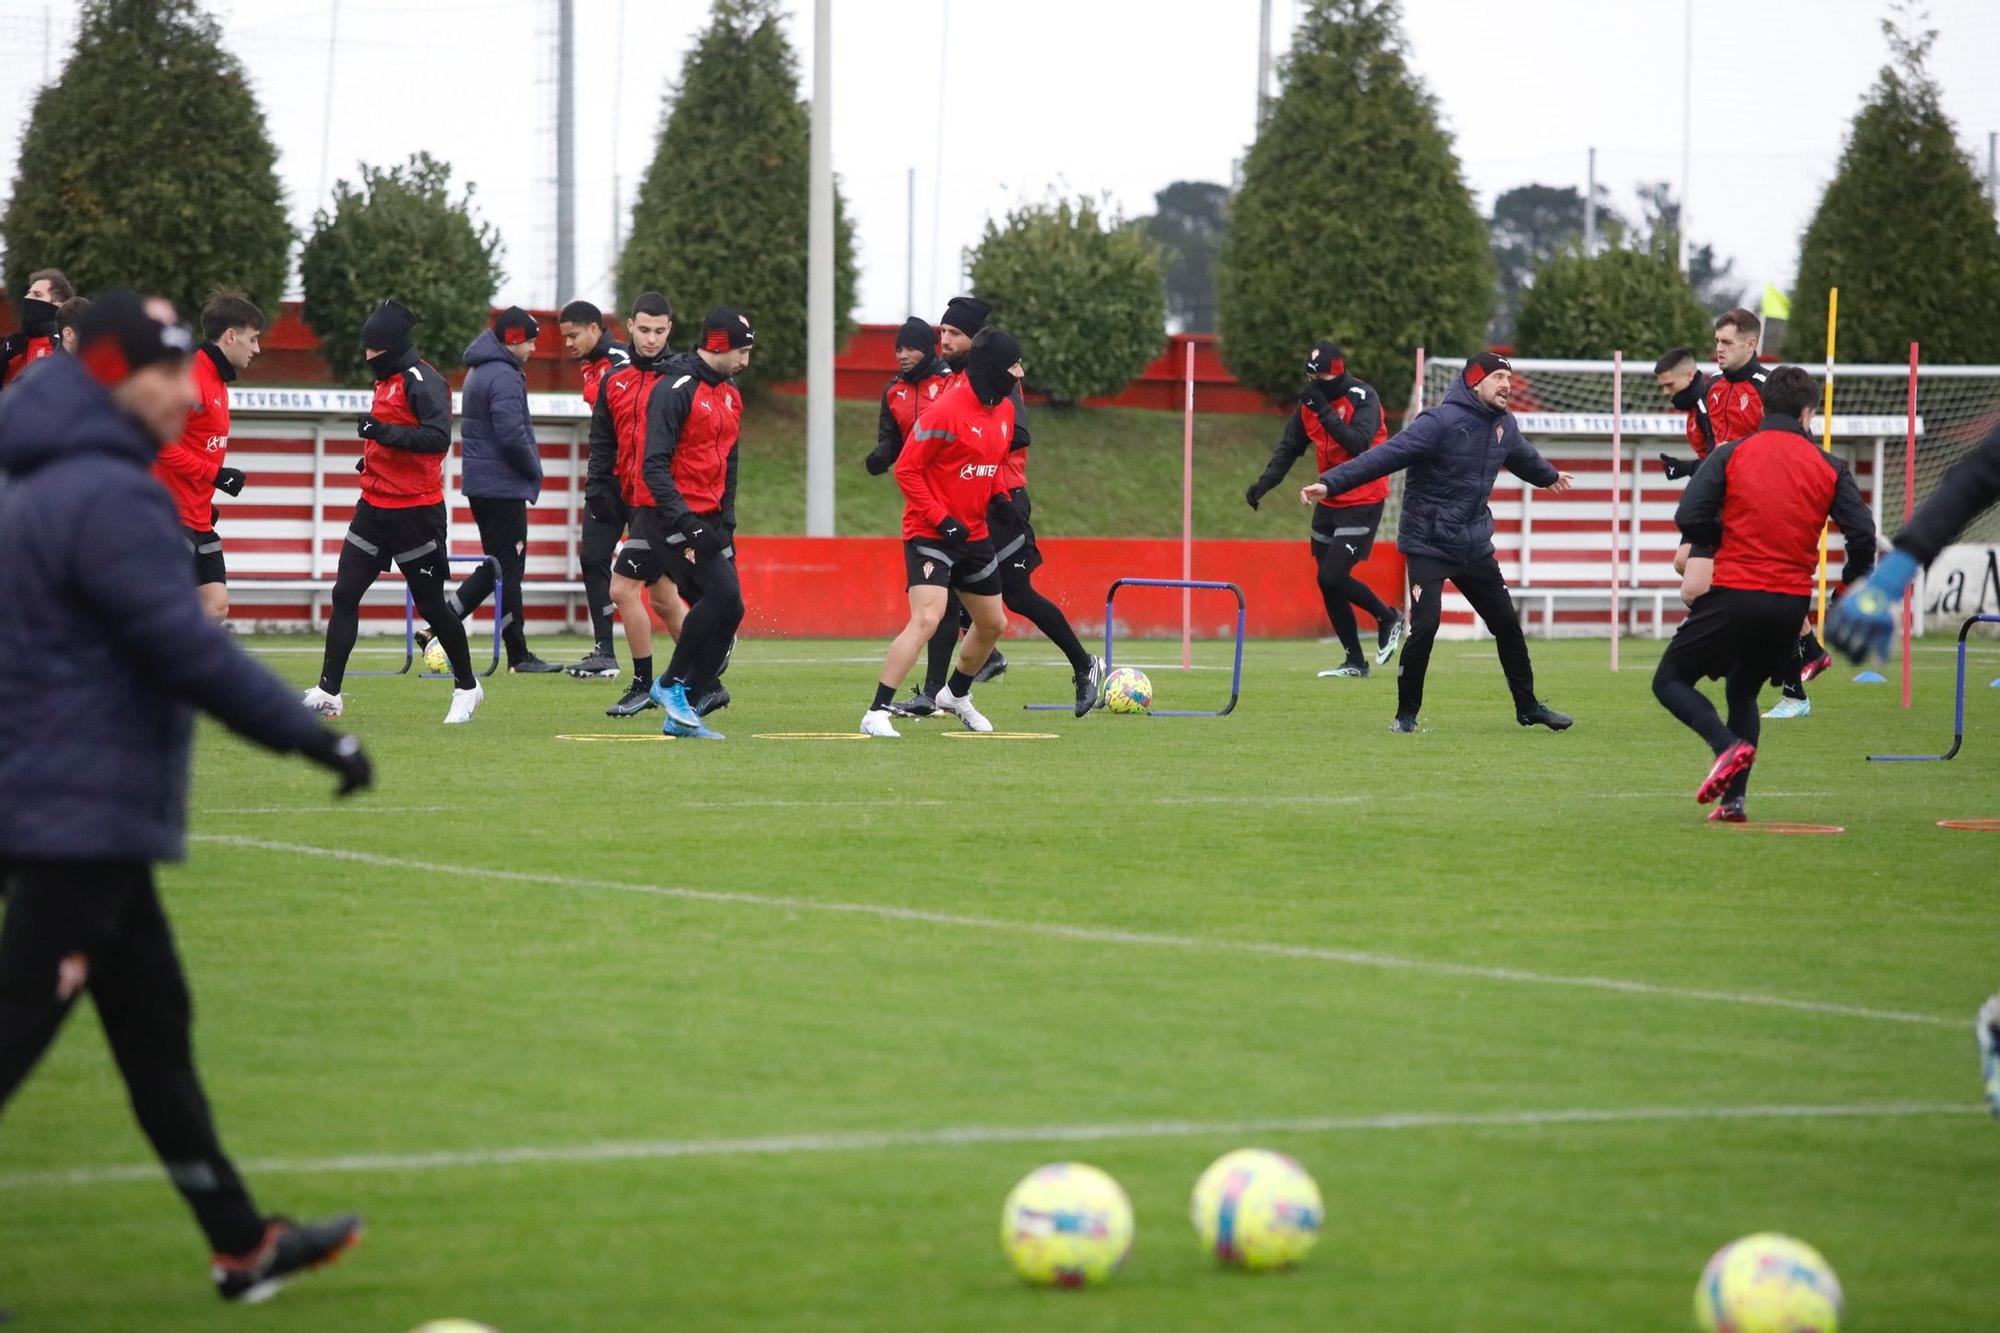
[559,298,636,678]
[151,292,260,624]
[862,328,1025,737]
[302,299,483,724]
[642,307,754,739]
[864,316,956,715]
[1304,352,1575,734]
[1245,339,1404,677]
[597,294,691,717]
[1829,414,2000,661]
[1650,366,1876,822]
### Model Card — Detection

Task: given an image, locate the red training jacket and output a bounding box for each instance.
[152,344,234,529]
[1250,376,1389,507]
[0,332,57,390]
[896,376,1014,541]
[1703,362,1768,448]
[641,353,743,530]
[579,336,630,408]
[1674,413,1878,596]
[360,349,452,508]
[588,354,666,507]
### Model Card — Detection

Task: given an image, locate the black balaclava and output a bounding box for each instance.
[965,328,1022,407]
[16,297,57,337]
[895,316,936,381]
[1670,376,1705,411]
[361,299,420,376]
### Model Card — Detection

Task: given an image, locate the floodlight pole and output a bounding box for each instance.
[556,0,576,304]
[1678,0,1693,273]
[806,0,836,536]
[1256,0,1273,125]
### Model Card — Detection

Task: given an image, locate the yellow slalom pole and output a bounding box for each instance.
[1814,287,1838,635]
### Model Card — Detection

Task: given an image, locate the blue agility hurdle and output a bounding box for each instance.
[1026,577,1246,717]
[350,554,503,678]
[1867,613,2000,762]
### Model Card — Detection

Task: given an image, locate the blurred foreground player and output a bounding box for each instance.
[0,291,372,1303]
[1650,366,1876,822]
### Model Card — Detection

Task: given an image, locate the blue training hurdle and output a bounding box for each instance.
[349,554,504,678]
[1026,577,1246,717]
[1867,613,2000,762]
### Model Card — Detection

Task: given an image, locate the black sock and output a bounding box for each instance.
[595,639,614,659]
[1801,629,1824,659]
[872,682,897,710]
[634,654,653,686]
[947,669,974,697]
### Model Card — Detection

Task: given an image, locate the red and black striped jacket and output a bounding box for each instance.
[642,352,743,532]
[1676,412,1878,596]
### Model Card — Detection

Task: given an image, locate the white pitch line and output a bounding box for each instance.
[0,1101,1971,1192]
[682,798,946,810]
[195,805,449,816]
[189,836,1962,1029]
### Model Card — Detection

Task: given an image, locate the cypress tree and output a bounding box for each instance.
[298,153,502,384]
[1791,7,2000,362]
[1,0,291,315]
[1216,0,1491,400]
[968,197,1165,407]
[1515,243,1713,360]
[616,0,858,384]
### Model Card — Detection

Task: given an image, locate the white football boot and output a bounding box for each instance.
[859,707,902,738]
[934,684,993,733]
[301,687,344,718]
[444,682,484,725]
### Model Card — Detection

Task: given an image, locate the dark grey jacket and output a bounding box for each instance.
[0,355,328,861]
[459,329,541,502]
[1315,376,1560,563]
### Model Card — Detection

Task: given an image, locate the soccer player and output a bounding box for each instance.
[862,328,1025,737]
[302,300,482,724]
[599,293,691,717]
[864,315,955,714]
[1245,339,1405,677]
[0,291,372,1303]
[55,295,90,353]
[1652,345,1713,480]
[1828,415,2000,661]
[419,306,560,673]
[1304,352,1576,734]
[641,307,755,739]
[929,295,1102,716]
[559,298,635,677]
[0,269,71,390]
[1650,366,1876,821]
[151,292,260,624]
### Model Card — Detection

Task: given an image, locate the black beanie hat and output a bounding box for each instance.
[1463,351,1512,388]
[965,327,1022,407]
[495,306,540,347]
[701,306,756,352]
[1305,340,1346,377]
[938,295,990,337]
[74,289,193,387]
[894,316,935,352]
[361,299,420,355]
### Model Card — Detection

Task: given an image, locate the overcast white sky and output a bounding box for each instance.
[4,0,2000,324]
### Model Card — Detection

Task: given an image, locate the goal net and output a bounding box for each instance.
[1388,355,2000,639]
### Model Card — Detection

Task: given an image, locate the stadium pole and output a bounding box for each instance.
[1902,341,1919,708]
[805,0,835,536]
[1609,350,1623,671]
[1182,340,1195,672]
[556,0,576,305]
[1814,287,1839,635]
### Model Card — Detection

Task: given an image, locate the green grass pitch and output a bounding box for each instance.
[2,633,1996,1330]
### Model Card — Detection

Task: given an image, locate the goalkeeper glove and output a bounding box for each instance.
[1826,547,1919,663]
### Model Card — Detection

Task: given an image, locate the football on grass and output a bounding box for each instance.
[1189,1148,1323,1271]
[1102,667,1153,714]
[422,637,450,675]
[1695,1233,1842,1333]
[999,1162,1134,1287]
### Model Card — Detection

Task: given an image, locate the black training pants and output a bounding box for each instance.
[1400,552,1539,719]
[992,488,1092,674]
[319,500,473,692]
[452,497,531,665]
[0,861,264,1255]
[1652,587,1807,800]
[1311,502,1392,663]
[664,538,744,692]
[579,491,627,651]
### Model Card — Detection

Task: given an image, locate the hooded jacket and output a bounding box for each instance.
[1314,376,1560,564]
[459,328,542,502]
[0,356,328,861]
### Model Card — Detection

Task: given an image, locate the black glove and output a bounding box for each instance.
[1244,482,1265,511]
[213,466,246,497]
[937,516,971,554]
[356,415,384,441]
[683,519,727,558]
[300,730,373,797]
[864,447,893,477]
[1659,453,1694,481]
[1300,382,1329,414]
